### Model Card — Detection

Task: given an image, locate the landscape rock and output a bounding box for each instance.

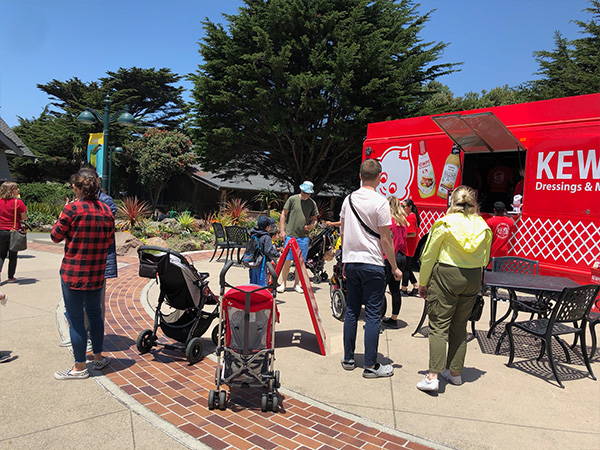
[115,232,143,256]
[144,236,169,249]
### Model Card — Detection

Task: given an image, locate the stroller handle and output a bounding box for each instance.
[220,260,235,289]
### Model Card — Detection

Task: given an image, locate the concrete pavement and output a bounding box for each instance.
[0,248,185,449]
[1,240,598,449]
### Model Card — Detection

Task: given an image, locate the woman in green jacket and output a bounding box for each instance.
[416,186,492,393]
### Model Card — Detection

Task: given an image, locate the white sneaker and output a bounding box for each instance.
[294,285,304,294]
[441,369,463,385]
[276,284,285,293]
[363,363,394,378]
[416,376,439,392]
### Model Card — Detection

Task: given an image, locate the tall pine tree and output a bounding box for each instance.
[190,0,457,192]
[529,1,600,99]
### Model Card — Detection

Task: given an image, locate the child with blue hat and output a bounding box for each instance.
[247,215,280,286]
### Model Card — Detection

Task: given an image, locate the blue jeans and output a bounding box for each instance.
[284,236,309,261]
[62,281,104,363]
[343,263,385,367]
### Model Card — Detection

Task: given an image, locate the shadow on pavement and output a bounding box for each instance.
[103,334,135,352]
[227,388,288,414]
[508,358,594,387]
[101,357,136,375]
[17,254,36,259]
[275,329,321,354]
[2,278,38,286]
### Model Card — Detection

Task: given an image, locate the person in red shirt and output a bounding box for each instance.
[381,197,408,328]
[51,171,115,380]
[400,199,420,296]
[0,182,27,282]
[485,201,516,260]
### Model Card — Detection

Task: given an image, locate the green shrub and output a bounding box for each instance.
[25,202,63,229]
[27,211,56,229]
[177,212,196,232]
[20,182,71,206]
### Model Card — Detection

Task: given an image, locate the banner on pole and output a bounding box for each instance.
[87,133,104,176]
[275,238,327,355]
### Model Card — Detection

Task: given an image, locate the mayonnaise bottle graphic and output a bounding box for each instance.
[417,140,435,198]
[437,145,461,199]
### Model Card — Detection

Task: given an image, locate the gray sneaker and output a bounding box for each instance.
[363,363,394,378]
[441,369,463,385]
[341,359,355,371]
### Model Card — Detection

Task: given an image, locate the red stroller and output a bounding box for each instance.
[208,261,280,412]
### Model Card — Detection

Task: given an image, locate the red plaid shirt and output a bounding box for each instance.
[51,200,115,290]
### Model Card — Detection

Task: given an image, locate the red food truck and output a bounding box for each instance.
[363,93,600,284]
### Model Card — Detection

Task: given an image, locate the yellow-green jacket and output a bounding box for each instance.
[419,213,492,286]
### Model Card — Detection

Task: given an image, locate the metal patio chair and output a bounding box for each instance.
[487,256,540,340]
[210,222,232,262]
[224,225,249,263]
[506,284,600,388]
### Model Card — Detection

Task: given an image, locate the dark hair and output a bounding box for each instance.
[402,198,420,227]
[493,201,506,214]
[70,171,100,201]
[360,159,382,182]
[77,167,99,179]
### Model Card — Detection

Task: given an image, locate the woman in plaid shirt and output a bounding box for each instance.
[51,172,115,380]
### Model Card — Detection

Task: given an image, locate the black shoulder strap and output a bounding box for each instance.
[348,194,381,239]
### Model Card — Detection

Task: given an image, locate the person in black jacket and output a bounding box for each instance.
[248,216,280,286]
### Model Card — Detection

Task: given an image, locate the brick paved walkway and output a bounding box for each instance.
[33,242,436,449]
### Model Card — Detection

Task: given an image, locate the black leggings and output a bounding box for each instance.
[381,259,402,317]
[401,255,418,288]
[0,230,17,279]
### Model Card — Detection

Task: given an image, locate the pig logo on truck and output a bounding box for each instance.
[377,144,414,199]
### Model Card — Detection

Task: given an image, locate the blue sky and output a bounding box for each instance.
[0,0,590,127]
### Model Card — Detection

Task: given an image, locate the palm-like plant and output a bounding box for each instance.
[222,198,249,225]
[253,189,281,214]
[116,197,152,231]
[177,211,197,232]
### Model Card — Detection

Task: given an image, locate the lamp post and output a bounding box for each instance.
[77,94,134,195]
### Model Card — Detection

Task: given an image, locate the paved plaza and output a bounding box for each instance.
[0,240,598,449]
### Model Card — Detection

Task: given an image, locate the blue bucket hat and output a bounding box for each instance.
[299,180,314,194]
[257,215,275,230]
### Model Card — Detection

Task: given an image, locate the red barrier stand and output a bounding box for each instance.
[275,238,327,355]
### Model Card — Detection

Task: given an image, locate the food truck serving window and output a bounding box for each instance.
[432,112,524,153]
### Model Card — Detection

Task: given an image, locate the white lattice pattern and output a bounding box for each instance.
[510,217,600,267]
[418,209,599,269]
[418,209,444,239]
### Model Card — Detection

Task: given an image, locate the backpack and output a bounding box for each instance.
[241,235,264,268]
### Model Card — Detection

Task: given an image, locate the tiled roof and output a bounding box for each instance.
[0,117,35,157]
[190,165,344,197]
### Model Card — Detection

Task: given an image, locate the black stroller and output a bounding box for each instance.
[329,249,347,320]
[209,261,280,412]
[136,246,219,364]
[304,226,337,283]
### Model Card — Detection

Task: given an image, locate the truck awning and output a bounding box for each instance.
[432,112,525,153]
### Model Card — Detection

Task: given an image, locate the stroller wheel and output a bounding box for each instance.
[136,329,155,354]
[208,390,217,410]
[261,393,269,412]
[274,370,281,389]
[185,337,203,365]
[211,325,223,346]
[218,390,227,410]
[330,289,346,321]
[320,272,329,283]
[271,394,279,412]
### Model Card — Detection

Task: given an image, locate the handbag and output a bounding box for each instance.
[469,294,485,322]
[9,199,27,252]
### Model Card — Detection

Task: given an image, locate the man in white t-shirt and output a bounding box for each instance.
[339,159,402,378]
